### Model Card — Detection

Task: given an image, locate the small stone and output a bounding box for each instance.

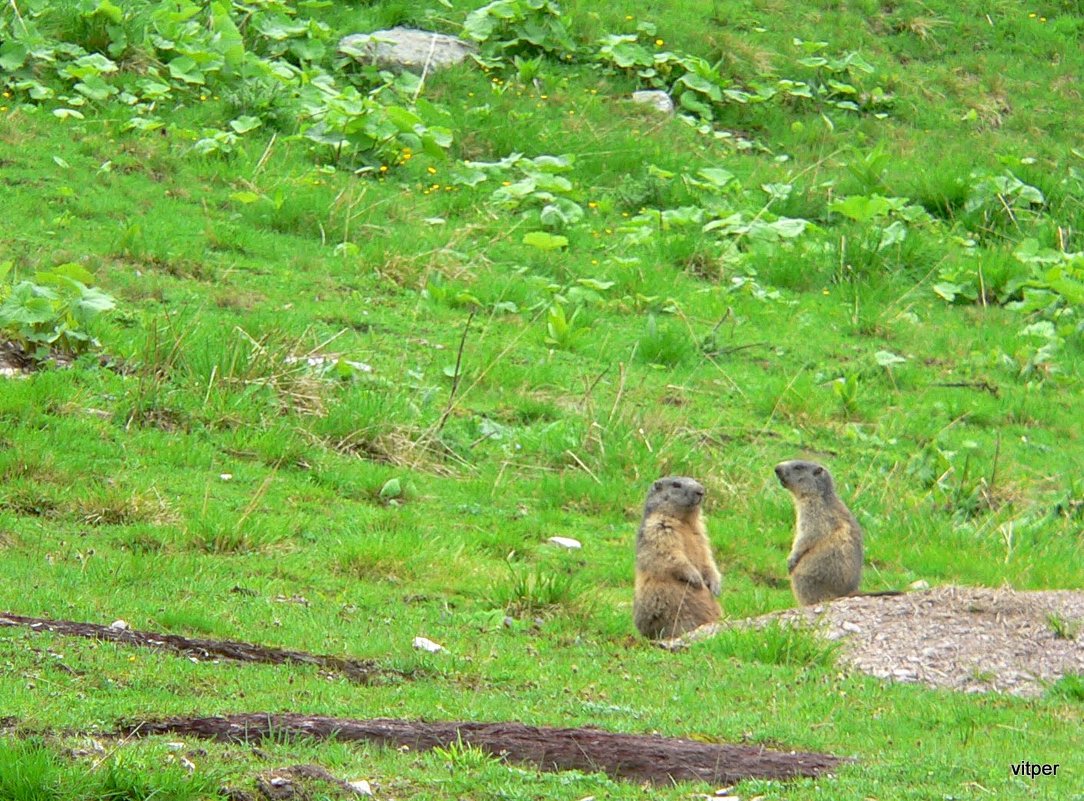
[413,636,445,653]
[909,579,930,590]
[841,621,861,634]
[109,619,129,630]
[631,90,674,114]
[349,779,374,796]
[219,473,233,481]
[547,536,582,549]
[164,742,185,751]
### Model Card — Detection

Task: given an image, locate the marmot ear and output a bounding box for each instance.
[652,481,662,491]
[813,466,824,476]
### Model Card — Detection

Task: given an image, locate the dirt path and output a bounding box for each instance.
[119,713,846,785]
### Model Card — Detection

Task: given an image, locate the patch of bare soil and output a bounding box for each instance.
[224,764,368,801]
[687,587,1083,696]
[119,713,846,785]
[0,612,408,685]
[0,340,38,376]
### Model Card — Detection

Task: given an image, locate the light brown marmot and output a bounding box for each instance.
[633,476,722,639]
[774,460,863,606]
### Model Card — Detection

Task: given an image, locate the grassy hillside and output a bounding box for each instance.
[0,0,1081,798]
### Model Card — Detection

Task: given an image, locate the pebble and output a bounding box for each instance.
[412,636,445,653]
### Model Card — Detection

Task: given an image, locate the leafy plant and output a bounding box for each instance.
[596,30,892,131]
[0,262,116,360]
[1047,613,1080,641]
[454,153,584,230]
[544,301,587,349]
[0,0,453,167]
[463,0,577,59]
[833,371,861,417]
[636,315,694,366]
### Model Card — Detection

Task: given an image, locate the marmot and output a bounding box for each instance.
[774,460,863,606]
[633,476,722,639]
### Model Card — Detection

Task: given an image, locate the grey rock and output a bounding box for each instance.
[339,27,476,74]
[631,90,674,114]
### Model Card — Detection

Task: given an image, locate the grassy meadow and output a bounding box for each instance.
[0,0,1082,798]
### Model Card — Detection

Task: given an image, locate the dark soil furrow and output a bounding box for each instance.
[119,712,848,785]
[0,612,406,684]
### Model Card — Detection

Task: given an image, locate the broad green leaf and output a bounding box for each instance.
[83,0,123,24]
[697,167,736,188]
[385,105,423,133]
[75,74,118,101]
[210,1,245,69]
[830,194,893,222]
[74,286,117,317]
[0,41,29,71]
[168,56,205,85]
[523,231,568,251]
[577,278,615,291]
[229,116,262,134]
[47,263,96,284]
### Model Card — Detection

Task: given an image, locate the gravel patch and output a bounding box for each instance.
[761,586,1084,696]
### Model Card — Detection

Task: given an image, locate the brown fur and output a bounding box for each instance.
[774,460,863,606]
[633,476,722,639]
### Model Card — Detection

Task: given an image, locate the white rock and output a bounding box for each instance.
[109,619,130,630]
[631,90,674,114]
[349,779,374,796]
[164,742,186,751]
[841,621,861,634]
[547,536,582,549]
[339,28,476,74]
[412,636,445,653]
[219,473,233,481]
[909,579,930,590]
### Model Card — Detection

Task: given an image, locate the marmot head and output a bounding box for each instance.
[644,476,705,518]
[774,460,835,499]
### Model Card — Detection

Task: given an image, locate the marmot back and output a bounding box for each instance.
[633,476,722,639]
[775,460,863,606]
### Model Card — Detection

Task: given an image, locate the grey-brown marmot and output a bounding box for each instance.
[633,476,722,639]
[774,460,863,606]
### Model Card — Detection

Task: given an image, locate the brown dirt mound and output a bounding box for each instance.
[119,713,847,785]
[0,612,406,685]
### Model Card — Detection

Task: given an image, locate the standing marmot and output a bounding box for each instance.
[633,476,722,639]
[774,460,863,606]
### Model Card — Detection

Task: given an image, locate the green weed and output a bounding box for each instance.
[706,623,840,668]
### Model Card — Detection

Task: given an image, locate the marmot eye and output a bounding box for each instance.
[814,467,824,476]
[671,481,681,488]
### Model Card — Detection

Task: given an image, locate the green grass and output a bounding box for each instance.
[0,0,1082,798]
